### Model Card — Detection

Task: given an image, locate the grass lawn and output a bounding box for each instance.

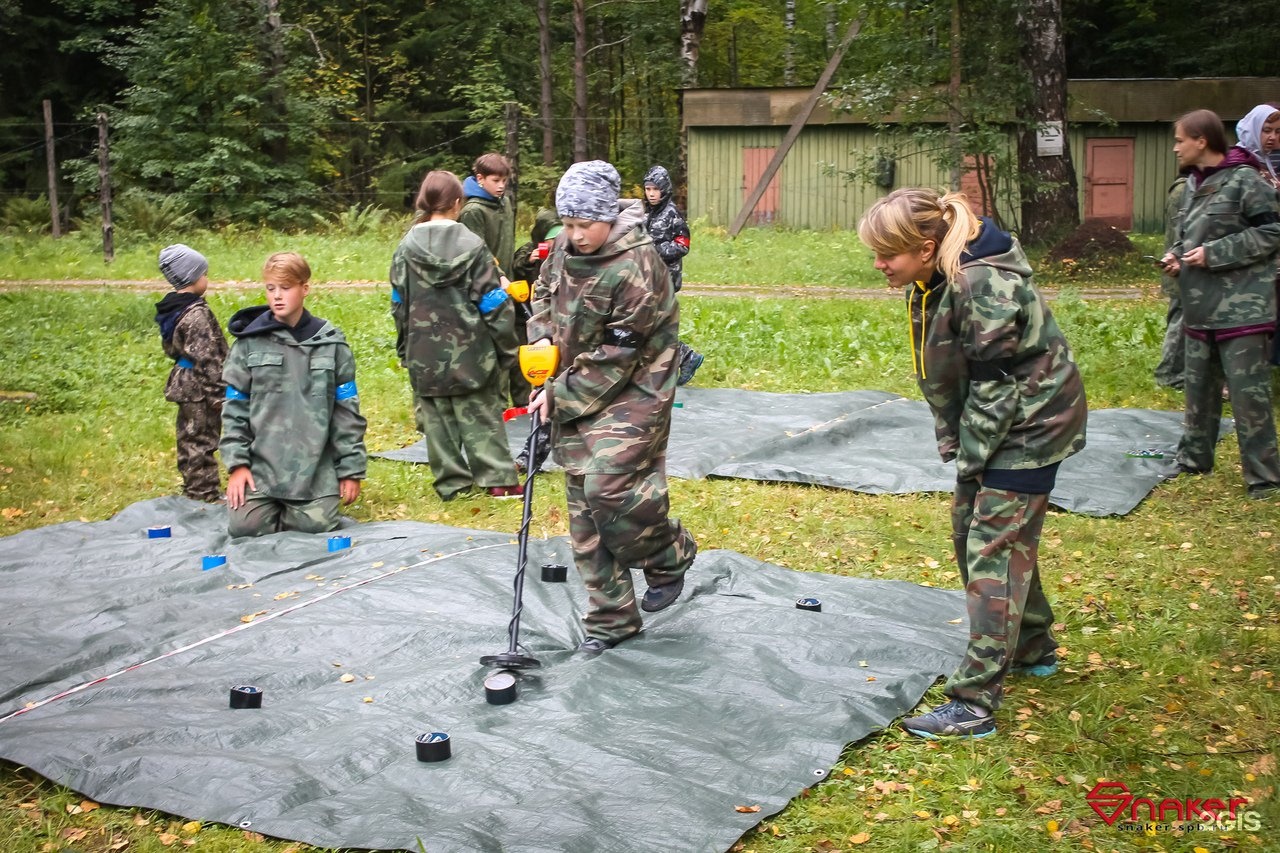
[0,228,1276,853]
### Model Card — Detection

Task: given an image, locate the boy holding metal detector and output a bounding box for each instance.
[526,160,698,656]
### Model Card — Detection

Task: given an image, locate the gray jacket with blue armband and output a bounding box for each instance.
[390,219,518,397]
[220,306,367,500]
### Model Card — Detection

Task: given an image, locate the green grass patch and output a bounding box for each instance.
[0,285,1276,853]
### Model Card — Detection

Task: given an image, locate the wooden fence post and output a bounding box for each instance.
[97,112,113,263]
[43,100,61,238]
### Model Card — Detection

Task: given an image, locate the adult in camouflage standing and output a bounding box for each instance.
[221,252,368,536]
[527,160,698,656]
[391,170,522,501]
[858,188,1088,739]
[642,165,704,385]
[1233,103,1280,367]
[154,243,228,503]
[1160,109,1280,499]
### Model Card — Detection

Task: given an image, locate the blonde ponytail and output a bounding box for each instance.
[935,191,981,282]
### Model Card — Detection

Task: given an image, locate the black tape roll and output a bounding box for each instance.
[795,597,822,612]
[540,563,568,583]
[229,685,263,709]
[416,732,451,762]
[484,670,517,705]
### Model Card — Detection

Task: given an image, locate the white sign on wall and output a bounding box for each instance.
[1036,121,1064,156]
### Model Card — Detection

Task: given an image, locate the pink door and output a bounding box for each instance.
[742,147,780,226]
[1085,138,1134,230]
[960,155,995,217]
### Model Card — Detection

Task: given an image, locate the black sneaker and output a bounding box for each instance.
[676,351,704,386]
[1247,483,1280,500]
[640,576,685,613]
[1010,652,1059,678]
[901,700,996,740]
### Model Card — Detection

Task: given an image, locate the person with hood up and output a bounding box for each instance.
[527,160,698,656]
[858,187,1088,739]
[642,164,704,385]
[391,170,522,502]
[1234,103,1280,367]
[154,243,228,503]
[221,252,367,536]
[1160,109,1280,498]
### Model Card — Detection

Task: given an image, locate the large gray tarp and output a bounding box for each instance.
[375,389,1199,516]
[0,498,967,852]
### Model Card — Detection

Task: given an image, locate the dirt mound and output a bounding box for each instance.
[1046,219,1136,264]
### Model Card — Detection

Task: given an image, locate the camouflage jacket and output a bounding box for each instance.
[155,293,227,403]
[221,307,367,500]
[908,221,1087,480]
[1173,155,1280,330]
[1160,175,1188,299]
[511,207,561,283]
[527,199,680,475]
[641,165,690,292]
[391,220,518,397]
[460,176,516,273]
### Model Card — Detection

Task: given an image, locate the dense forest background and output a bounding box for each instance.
[0,0,1276,229]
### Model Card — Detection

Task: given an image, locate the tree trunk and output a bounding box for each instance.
[948,0,961,191]
[1015,0,1079,245]
[679,0,708,88]
[572,0,587,161]
[783,0,796,86]
[537,0,554,166]
[260,0,288,165]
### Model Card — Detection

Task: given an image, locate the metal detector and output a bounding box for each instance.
[480,344,559,670]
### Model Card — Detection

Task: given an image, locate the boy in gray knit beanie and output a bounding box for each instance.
[527,159,698,656]
[153,243,227,502]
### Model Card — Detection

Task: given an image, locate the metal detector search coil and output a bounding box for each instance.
[229,685,262,709]
[416,732,451,762]
[796,597,822,612]
[146,525,171,538]
[484,670,518,705]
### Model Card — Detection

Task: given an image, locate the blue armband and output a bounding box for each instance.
[226,385,248,401]
[391,288,402,305]
[175,357,194,369]
[477,288,509,315]
[335,381,358,401]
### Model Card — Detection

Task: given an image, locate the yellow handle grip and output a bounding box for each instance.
[519,344,559,388]
[504,279,530,303]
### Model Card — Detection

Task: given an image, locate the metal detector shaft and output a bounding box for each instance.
[480,408,545,669]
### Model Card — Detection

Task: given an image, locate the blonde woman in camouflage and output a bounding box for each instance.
[1160,109,1280,498]
[858,188,1087,739]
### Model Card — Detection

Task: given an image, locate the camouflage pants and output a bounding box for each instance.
[1154,296,1185,389]
[564,464,698,643]
[416,384,517,500]
[227,490,340,537]
[176,399,222,502]
[1177,332,1280,489]
[943,479,1057,712]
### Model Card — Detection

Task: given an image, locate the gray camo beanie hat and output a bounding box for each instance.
[555,160,620,222]
[158,244,209,289]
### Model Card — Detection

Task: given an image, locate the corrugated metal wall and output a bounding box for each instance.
[691,124,1177,233]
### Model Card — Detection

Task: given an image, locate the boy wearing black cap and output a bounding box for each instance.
[154,243,228,503]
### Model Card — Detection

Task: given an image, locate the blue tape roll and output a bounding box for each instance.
[327,535,351,552]
[202,554,227,571]
[416,731,451,762]
[796,597,822,612]
[146,526,172,538]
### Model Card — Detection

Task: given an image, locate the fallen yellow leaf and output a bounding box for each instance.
[1046,819,1058,833]
[914,810,931,819]
[849,831,871,844]
[735,804,761,813]
[80,799,99,812]
[339,673,356,683]
[181,820,201,833]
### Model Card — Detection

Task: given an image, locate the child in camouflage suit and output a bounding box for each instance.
[642,165,704,385]
[154,244,227,503]
[221,252,368,536]
[527,160,698,656]
[391,170,522,501]
[858,188,1088,739]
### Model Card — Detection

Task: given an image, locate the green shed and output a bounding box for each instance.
[683,79,1280,233]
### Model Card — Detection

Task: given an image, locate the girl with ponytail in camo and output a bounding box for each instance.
[858,188,1088,739]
